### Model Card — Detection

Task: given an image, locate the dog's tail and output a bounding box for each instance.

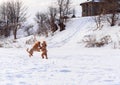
[26,48,33,57]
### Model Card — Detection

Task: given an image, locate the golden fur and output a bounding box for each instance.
[26,41,41,57]
[41,41,48,59]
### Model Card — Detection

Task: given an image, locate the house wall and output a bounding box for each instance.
[80,2,104,16]
[80,0,120,17]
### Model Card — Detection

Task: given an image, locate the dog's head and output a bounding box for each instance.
[42,41,47,47]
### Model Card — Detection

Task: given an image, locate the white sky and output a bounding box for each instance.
[0,0,85,23]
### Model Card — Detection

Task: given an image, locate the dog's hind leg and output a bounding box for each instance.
[41,53,44,59]
[45,53,48,59]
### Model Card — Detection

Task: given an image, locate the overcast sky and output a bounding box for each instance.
[0,0,85,23]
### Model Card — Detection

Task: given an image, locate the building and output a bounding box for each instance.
[80,0,120,16]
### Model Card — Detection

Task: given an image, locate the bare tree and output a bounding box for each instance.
[93,15,104,30]
[57,0,71,31]
[57,0,71,19]
[0,2,11,37]
[0,0,27,39]
[104,0,120,26]
[92,8,105,30]
[8,0,27,39]
[24,25,34,36]
[34,12,50,37]
[63,0,72,19]
[48,6,58,33]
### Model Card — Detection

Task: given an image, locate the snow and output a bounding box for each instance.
[1,47,120,85]
[1,17,120,85]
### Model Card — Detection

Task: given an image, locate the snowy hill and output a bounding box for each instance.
[0,17,93,48]
[46,17,92,47]
[1,17,120,85]
[47,17,120,49]
[1,16,120,49]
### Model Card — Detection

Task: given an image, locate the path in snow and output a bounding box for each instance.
[47,17,94,48]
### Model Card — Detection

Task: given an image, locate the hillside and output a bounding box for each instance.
[46,17,94,48]
[1,16,120,49]
[47,17,120,49]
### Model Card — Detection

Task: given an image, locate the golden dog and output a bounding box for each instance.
[41,41,48,59]
[26,41,41,57]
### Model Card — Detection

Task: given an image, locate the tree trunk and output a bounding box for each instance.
[13,27,17,39]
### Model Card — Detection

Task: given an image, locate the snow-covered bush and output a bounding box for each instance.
[25,36,37,45]
[82,35,112,48]
[82,35,96,47]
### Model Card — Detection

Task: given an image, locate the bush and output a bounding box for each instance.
[25,36,37,45]
[82,35,111,47]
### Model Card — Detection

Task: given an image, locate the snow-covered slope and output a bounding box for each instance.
[46,17,94,48]
[0,17,93,48]
[1,16,120,49]
[47,17,120,49]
